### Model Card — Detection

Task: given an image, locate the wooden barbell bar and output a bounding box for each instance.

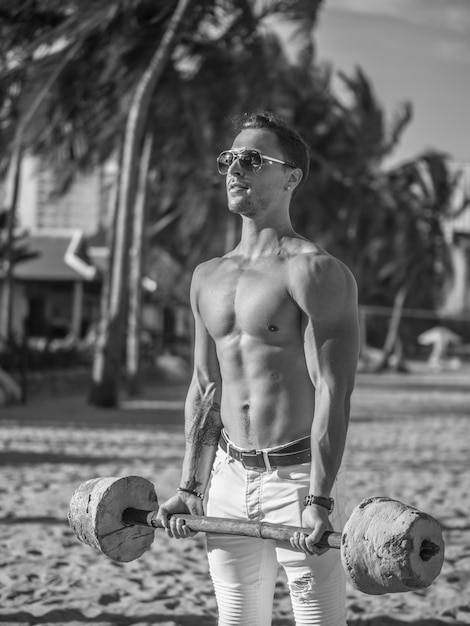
[68,475,445,596]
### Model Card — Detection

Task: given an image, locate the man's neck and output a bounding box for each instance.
[236,218,297,259]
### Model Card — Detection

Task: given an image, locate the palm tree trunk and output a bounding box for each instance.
[0,143,21,340]
[127,131,153,396]
[89,0,192,407]
[375,285,408,372]
[88,159,120,406]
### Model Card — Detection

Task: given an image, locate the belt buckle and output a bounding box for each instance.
[240,451,264,469]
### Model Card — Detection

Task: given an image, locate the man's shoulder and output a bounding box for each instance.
[191,257,227,288]
[194,256,225,274]
[287,246,357,305]
[287,244,349,279]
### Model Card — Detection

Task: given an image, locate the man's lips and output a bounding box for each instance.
[228,180,249,192]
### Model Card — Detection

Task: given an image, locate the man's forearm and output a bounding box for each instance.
[180,381,222,494]
[309,391,350,496]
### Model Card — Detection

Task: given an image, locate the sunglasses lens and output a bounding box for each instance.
[217,150,263,174]
[217,151,234,174]
[238,150,262,172]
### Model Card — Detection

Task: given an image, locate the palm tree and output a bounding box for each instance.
[369,151,465,370]
[0,0,138,338]
[2,0,325,404]
[89,0,193,406]
[288,66,413,277]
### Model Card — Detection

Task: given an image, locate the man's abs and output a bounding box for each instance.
[197,253,317,449]
[215,337,315,450]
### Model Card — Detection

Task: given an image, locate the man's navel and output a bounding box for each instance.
[241,403,251,431]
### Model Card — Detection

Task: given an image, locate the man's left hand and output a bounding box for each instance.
[290,504,333,555]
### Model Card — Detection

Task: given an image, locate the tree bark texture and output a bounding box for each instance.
[89,0,192,406]
[126,132,153,396]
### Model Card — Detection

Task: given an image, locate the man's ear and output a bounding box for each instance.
[286,168,303,191]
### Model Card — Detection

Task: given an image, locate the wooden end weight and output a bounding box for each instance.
[68,476,445,595]
[68,476,158,562]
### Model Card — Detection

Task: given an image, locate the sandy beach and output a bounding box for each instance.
[0,363,469,626]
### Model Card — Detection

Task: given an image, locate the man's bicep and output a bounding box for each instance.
[318,309,359,387]
[304,306,359,393]
[189,264,222,394]
[298,260,360,391]
[192,312,222,393]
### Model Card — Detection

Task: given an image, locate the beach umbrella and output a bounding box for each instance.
[418,326,462,347]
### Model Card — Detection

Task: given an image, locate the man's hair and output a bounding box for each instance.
[231,111,310,192]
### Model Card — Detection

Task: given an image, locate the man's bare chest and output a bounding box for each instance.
[198,260,301,341]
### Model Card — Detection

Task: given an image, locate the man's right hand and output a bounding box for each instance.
[156,492,204,539]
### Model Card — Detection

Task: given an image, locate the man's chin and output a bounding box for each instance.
[228,199,254,216]
[228,202,246,214]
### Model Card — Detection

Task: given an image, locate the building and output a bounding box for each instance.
[0,154,109,341]
[0,152,187,355]
[11,230,100,339]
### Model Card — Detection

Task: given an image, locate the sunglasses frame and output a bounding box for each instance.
[217,149,296,175]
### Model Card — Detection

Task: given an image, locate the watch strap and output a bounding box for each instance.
[303,495,334,512]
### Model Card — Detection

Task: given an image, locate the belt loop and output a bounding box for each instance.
[262,450,273,472]
[225,440,233,464]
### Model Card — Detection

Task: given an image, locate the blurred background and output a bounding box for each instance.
[1,0,469,408]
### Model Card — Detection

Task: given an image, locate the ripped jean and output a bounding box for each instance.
[205,445,348,626]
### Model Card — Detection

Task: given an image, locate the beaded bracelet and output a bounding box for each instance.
[177,487,204,500]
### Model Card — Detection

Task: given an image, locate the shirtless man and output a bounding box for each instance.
[156,112,360,626]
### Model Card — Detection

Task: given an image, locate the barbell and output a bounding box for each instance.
[67,475,445,596]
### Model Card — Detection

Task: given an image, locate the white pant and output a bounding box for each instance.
[205,446,348,626]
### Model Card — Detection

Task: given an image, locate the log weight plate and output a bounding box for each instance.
[68,476,158,562]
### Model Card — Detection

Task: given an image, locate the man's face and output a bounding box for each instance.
[224,129,291,217]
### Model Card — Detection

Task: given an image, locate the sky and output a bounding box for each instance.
[314,0,470,165]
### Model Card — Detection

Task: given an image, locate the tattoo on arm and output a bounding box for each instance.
[182,385,222,492]
[183,476,204,493]
[186,399,222,445]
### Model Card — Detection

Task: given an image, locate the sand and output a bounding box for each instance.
[0,363,469,626]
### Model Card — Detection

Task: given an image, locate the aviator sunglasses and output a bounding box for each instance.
[217,149,296,175]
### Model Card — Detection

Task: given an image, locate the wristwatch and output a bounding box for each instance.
[303,495,334,513]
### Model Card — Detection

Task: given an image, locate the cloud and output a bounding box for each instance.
[434,37,470,64]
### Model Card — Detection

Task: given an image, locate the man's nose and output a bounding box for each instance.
[227,156,243,176]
